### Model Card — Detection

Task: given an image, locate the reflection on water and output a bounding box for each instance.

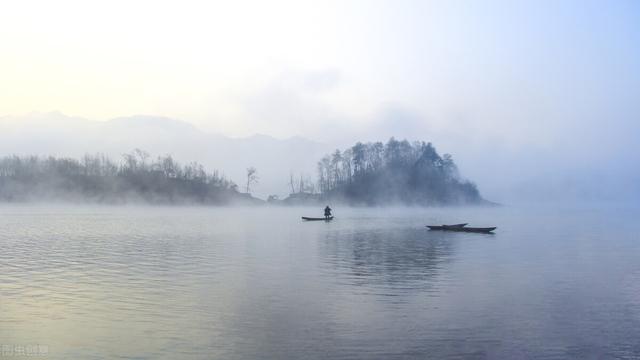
[1,204,640,359]
[320,228,455,294]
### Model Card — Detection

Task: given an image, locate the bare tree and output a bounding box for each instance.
[289,172,296,194]
[134,148,150,170]
[246,167,258,193]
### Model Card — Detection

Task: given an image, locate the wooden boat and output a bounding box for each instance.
[302,216,334,221]
[426,223,468,230]
[427,225,496,233]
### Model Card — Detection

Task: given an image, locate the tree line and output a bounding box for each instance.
[316,138,483,205]
[0,149,250,204]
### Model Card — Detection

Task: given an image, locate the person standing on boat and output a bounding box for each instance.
[324,205,332,219]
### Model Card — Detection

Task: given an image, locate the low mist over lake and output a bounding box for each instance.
[2,204,640,359]
[1,0,639,359]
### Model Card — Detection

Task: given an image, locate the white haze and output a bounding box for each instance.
[0,111,638,204]
[1,1,639,203]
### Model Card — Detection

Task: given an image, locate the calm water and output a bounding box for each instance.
[1,204,639,359]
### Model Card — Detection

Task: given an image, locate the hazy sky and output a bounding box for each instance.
[1,1,637,133]
[1,0,639,201]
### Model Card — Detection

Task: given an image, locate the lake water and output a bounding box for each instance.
[1,204,639,359]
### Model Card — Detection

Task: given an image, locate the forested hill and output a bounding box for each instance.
[0,150,259,205]
[316,138,485,205]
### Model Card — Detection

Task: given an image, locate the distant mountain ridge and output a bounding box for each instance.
[0,112,330,199]
[2,112,635,204]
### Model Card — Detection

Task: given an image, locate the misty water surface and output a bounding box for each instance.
[1,204,640,359]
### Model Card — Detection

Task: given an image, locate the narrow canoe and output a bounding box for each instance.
[426,223,468,230]
[427,225,496,233]
[302,216,334,221]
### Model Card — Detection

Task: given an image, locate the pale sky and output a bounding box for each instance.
[1,0,639,200]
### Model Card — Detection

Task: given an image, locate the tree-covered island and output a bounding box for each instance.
[0,150,257,204]
[0,139,489,206]
[283,138,487,206]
